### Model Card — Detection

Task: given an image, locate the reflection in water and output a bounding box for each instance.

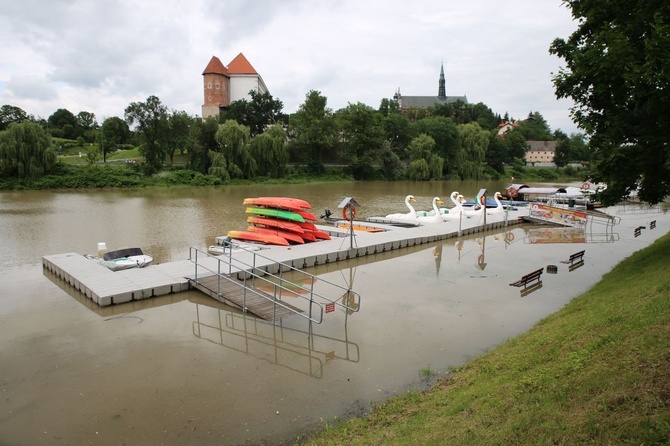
[191,302,359,379]
[520,281,543,297]
[433,244,442,276]
[526,226,620,244]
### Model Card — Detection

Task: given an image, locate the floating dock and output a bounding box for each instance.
[43,212,526,312]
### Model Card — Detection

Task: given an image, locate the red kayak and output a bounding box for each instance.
[246,216,304,233]
[296,209,318,222]
[242,197,312,211]
[227,230,289,246]
[247,226,305,244]
[307,229,331,240]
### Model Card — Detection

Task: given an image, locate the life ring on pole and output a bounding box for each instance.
[342,204,356,221]
[582,182,590,190]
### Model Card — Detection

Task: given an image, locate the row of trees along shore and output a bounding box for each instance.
[0,93,589,185]
[2,0,669,206]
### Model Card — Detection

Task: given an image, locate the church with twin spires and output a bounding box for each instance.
[201,53,269,119]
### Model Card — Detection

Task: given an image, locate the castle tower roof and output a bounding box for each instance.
[227,53,258,74]
[202,56,228,75]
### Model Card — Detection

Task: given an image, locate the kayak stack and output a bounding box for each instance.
[227,197,331,246]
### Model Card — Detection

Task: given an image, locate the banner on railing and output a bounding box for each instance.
[529,204,588,228]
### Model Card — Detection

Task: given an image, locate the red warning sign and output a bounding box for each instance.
[325,302,335,313]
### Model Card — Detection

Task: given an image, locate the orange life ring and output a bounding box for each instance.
[505,232,515,242]
[582,182,590,190]
[342,204,356,221]
[509,187,518,197]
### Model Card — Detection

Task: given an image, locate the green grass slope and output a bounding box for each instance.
[303,233,670,445]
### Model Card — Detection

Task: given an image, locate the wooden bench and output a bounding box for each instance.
[561,250,585,265]
[510,268,544,288]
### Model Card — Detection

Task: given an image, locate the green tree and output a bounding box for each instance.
[406,134,443,180]
[414,116,458,175]
[0,105,29,131]
[0,121,56,180]
[378,97,400,116]
[505,128,528,160]
[378,140,406,180]
[124,95,169,174]
[382,112,415,156]
[486,132,508,173]
[250,124,288,178]
[48,108,79,139]
[166,110,193,164]
[76,111,97,142]
[553,129,570,168]
[288,90,336,174]
[100,117,130,162]
[221,91,285,137]
[550,0,670,205]
[456,122,489,180]
[408,158,431,181]
[336,102,385,180]
[516,111,552,141]
[214,120,255,179]
[190,117,219,173]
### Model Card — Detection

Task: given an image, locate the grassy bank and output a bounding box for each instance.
[301,233,670,445]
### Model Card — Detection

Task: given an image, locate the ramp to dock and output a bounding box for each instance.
[188,273,301,321]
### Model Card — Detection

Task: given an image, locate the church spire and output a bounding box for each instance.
[438,62,446,99]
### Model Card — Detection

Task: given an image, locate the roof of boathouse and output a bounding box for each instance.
[506,183,568,195]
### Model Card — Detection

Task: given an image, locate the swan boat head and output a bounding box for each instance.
[385,195,417,221]
[417,197,445,224]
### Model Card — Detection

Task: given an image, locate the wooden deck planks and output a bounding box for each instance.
[188,274,302,320]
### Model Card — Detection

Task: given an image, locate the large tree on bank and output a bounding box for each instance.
[550,0,670,205]
[125,95,169,174]
[0,121,56,180]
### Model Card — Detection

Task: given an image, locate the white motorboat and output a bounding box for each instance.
[99,247,153,271]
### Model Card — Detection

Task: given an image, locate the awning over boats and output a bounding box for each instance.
[517,187,567,195]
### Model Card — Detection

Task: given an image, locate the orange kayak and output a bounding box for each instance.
[247,226,305,244]
[227,230,289,246]
[246,216,304,233]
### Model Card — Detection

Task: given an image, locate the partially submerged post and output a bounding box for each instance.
[476,188,488,225]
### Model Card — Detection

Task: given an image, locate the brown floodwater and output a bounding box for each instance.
[0,181,668,445]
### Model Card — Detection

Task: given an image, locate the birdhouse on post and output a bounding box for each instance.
[337,197,360,248]
[337,197,359,221]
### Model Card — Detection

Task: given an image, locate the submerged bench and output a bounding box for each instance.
[510,268,543,288]
[561,250,585,265]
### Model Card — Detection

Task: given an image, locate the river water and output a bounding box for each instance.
[1,181,668,445]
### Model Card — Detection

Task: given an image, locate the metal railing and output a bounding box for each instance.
[188,245,361,324]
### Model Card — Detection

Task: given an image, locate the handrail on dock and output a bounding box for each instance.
[188,246,361,323]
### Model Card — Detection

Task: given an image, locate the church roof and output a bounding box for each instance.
[400,95,468,109]
[202,56,228,75]
[227,53,258,75]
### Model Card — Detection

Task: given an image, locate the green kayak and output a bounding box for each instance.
[245,207,305,222]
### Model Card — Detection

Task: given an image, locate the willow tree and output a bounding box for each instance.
[250,124,288,178]
[0,121,56,180]
[456,122,489,180]
[214,120,255,179]
[407,134,443,180]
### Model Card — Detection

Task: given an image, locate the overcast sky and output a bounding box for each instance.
[1,0,581,134]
